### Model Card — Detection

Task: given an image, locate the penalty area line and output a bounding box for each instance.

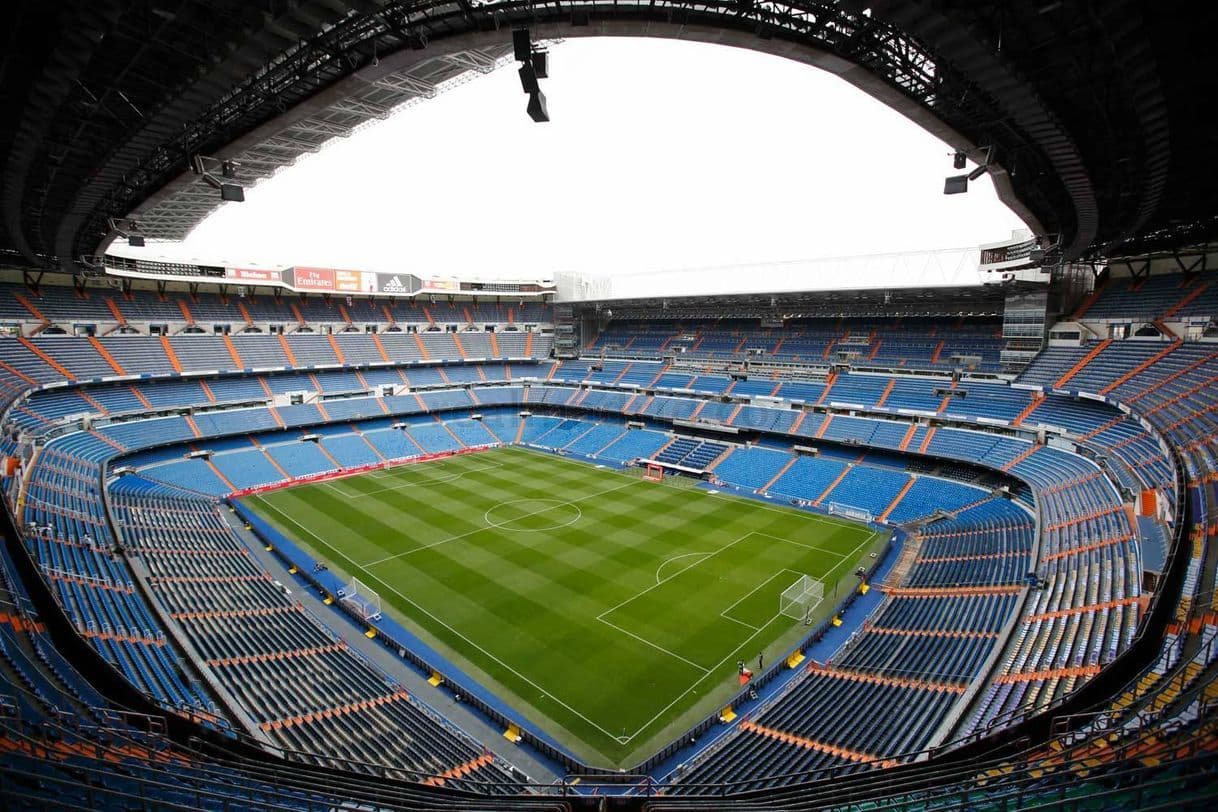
[619,611,785,745]
[653,551,712,585]
[594,616,710,674]
[719,568,808,631]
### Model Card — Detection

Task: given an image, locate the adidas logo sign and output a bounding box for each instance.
[381,275,407,293]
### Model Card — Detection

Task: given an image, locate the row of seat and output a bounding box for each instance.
[108,490,519,788]
[101,396,1053,789]
[1009,337,1218,759]
[1,328,1200,795]
[0,281,552,326]
[671,498,1035,790]
[655,438,728,469]
[1075,271,1217,322]
[586,317,1004,372]
[4,332,552,383]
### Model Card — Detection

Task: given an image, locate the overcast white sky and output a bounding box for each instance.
[161,38,1025,284]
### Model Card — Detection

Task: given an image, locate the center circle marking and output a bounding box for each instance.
[484,498,582,531]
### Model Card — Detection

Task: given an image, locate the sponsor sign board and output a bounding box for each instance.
[225,267,281,283]
[378,274,411,294]
[335,269,379,293]
[291,267,336,291]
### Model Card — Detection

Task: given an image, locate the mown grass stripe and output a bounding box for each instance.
[246,445,879,766]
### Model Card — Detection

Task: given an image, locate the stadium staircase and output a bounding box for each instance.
[1100,341,1182,394]
[1052,339,1112,388]
[1163,280,1210,319]
[1071,278,1108,319]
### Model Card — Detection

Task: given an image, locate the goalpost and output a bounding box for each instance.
[643,462,664,482]
[341,577,382,622]
[827,502,874,524]
[779,574,825,623]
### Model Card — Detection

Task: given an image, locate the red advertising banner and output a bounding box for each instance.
[291,267,336,291]
[231,266,418,294]
[226,267,281,283]
[227,446,491,498]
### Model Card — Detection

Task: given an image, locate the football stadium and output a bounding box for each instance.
[1,3,1216,810]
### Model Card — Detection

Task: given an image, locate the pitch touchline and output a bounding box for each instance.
[596,531,840,729]
[615,530,881,744]
[710,489,873,533]
[255,462,885,749]
[328,462,506,499]
[620,611,783,744]
[748,531,850,558]
[250,495,631,745]
[362,477,642,567]
[595,617,710,673]
[366,459,505,481]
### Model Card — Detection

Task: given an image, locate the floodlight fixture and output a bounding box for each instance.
[107,217,145,247]
[511,29,551,122]
[215,179,246,202]
[518,63,540,94]
[191,154,245,202]
[527,91,549,123]
[512,29,532,62]
[944,175,969,195]
[943,146,994,195]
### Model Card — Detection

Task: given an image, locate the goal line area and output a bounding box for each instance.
[629,462,701,489]
[597,532,845,677]
[340,576,382,621]
[779,574,825,623]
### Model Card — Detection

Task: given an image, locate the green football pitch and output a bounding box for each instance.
[242,445,882,766]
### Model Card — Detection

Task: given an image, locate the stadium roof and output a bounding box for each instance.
[569,279,1012,319]
[3,1,1214,274]
[557,246,1011,302]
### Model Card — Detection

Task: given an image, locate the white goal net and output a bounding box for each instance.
[779,574,825,622]
[828,502,873,523]
[341,577,382,621]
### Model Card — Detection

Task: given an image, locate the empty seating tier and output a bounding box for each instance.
[0,291,1210,801]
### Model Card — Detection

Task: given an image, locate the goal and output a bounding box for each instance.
[643,462,664,482]
[827,502,873,523]
[341,577,382,621]
[779,574,825,623]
